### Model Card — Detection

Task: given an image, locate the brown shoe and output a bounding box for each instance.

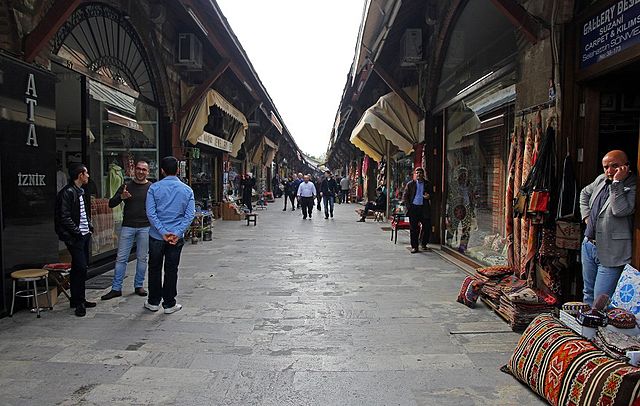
[100,290,122,301]
[135,287,148,297]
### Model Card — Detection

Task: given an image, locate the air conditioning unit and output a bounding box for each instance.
[177,33,202,69]
[402,29,423,65]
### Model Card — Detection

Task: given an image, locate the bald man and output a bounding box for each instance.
[579,150,636,306]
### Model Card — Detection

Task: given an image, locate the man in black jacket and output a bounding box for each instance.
[54,163,95,317]
[402,167,432,253]
[320,170,339,219]
[357,187,386,222]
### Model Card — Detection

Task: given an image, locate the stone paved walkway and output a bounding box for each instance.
[0,200,543,405]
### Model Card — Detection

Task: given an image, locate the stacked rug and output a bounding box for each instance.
[498,287,557,330]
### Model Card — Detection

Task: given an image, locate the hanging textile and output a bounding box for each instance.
[414,143,424,170]
[557,154,578,219]
[505,127,518,269]
[519,121,535,278]
[512,124,525,275]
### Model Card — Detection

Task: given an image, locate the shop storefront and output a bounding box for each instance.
[568,0,640,268]
[0,54,58,314]
[434,0,518,266]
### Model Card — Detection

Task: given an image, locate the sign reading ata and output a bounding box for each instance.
[581,0,640,69]
[25,73,39,147]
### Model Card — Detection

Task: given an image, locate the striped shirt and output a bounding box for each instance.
[79,194,90,235]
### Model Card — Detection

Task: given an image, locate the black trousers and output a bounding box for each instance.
[408,204,431,249]
[300,196,314,218]
[284,193,295,209]
[243,195,253,213]
[65,233,91,306]
[148,237,184,308]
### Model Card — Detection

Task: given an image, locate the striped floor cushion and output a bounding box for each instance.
[505,314,640,405]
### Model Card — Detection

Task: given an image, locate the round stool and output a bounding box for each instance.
[10,269,51,318]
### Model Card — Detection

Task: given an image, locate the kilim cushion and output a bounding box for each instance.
[611,264,640,324]
[608,308,638,329]
[505,314,640,405]
[456,276,483,308]
[476,265,513,278]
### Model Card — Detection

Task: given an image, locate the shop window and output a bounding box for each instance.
[444,86,515,265]
[87,80,159,258]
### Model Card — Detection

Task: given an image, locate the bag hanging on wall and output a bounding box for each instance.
[527,189,550,214]
[555,220,581,250]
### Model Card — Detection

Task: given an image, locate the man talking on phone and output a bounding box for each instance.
[403,167,433,254]
[580,150,636,306]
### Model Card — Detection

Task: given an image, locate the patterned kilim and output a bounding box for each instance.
[506,314,640,405]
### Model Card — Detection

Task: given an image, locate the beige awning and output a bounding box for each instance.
[350,86,422,162]
[181,89,249,157]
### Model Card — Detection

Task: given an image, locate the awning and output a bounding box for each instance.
[350,86,422,162]
[181,89,249,157]
[106,109,143,132]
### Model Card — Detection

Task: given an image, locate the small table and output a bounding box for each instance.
[246,213,257,226]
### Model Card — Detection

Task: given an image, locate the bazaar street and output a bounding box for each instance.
[0,202,542,405]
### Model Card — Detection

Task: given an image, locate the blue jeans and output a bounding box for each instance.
[581,238,624,306]
[148,237,184,308]
[323,195,335,215]
[112,226,149,291]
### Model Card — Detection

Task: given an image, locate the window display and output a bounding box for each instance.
[87,80,159,258]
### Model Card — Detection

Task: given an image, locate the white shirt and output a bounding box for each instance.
[297,181,316,197]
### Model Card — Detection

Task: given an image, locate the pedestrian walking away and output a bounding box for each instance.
[102,160,152,301]
[314,176,323,211]
[297,175,317,220]
[54,163,96,317]
[580,149,636,306]
[403,167,432,254]
[145,156,195,314]
[320,170,338,219]
[340,175,350,203]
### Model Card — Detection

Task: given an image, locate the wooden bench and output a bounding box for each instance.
[246,213,257,226]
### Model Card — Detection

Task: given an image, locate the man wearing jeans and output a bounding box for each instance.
[54,163,95,317]
[101,160,152,300]
[320,170,338,219]
[579,150,636,306]
[145,156,195,314]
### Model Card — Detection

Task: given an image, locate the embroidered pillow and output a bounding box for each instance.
[456,276,483,308]
[611,264,640,324]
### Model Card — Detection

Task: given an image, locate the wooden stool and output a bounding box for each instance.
[10,269,52,318]
[246,213,257,226]
[43,263,71,300]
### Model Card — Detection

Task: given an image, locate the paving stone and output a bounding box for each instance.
[0,202,543,404]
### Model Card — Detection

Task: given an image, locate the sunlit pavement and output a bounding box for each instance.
[0,199,543,405]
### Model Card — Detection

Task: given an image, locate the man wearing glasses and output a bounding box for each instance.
[102,160,152,300]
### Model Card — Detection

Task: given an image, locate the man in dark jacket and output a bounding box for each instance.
[357,187,386,222]
[54,163,95,317]
[402,167,432,253]
[241,173,256,213]
[320,170,339,219]
[282,175,296,211]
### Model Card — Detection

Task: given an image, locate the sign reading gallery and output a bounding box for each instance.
[581,1,640,69]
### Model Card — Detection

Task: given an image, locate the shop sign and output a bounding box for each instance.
[0,54,57,271]
[581,1,640,69]
[198,131,232,152]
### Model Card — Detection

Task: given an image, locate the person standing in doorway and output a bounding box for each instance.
[101,160,152,301]
[145,156,195,314]
[403,167,432,253]
[320,170,338,219]
[340,175,350,204]
[241,173,255,213]
[297,175,317,220]
[580,149,636,306]
[54,163,95,317]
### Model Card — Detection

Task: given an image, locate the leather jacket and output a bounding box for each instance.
[54,183,93,242]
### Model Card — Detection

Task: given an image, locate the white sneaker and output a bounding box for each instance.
[164,304,182,314]
[144,301,159,312]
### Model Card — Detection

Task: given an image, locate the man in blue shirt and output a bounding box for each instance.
[145,156,195,314]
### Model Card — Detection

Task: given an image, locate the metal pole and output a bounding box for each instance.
[385,140,391,221]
